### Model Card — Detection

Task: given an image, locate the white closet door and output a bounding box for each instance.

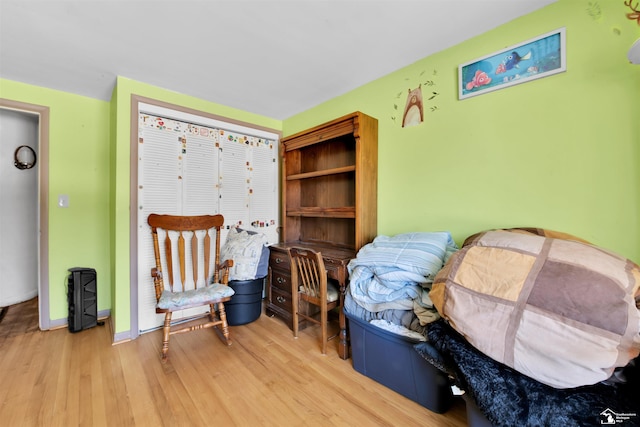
[183,133,219,216]
[137,123,182,332]
[248,140,279,244]
[218,133,279,242]
[137,119,223,332]
[136,110,279,333]
[219,131,251,230]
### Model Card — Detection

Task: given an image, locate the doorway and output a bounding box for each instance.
[0,99,50,330]
[1,109,38,306]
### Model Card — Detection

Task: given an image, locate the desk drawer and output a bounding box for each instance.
[271,269,291,292]
[270,287,293,314]
[269,250,290,272]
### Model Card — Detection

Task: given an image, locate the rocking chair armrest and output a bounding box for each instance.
[217,259,234,284]
[219,259,234,269]
[150,267,164,301]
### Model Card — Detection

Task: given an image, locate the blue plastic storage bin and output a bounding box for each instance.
[346,311,453,414]
[226,277,264,326]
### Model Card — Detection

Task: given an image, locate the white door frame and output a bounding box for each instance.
[0,99,50,330]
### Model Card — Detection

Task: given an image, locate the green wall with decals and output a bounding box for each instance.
[284,0,640,264]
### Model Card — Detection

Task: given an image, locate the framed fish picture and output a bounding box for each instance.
[458,28,566,100]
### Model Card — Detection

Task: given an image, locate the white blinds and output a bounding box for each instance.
[137,110,279,333]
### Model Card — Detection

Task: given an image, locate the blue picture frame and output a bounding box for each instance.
[459,28,566,100]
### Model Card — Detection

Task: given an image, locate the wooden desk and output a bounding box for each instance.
[266,242,354,360]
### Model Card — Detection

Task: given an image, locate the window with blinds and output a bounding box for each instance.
[137,106,279,332]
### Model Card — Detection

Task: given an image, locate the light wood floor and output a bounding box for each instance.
[0,301,468,426]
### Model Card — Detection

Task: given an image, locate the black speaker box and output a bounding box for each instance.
[67,267,98,333]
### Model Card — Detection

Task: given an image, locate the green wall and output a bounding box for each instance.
[0,79,112,321]
[284,0,640,264]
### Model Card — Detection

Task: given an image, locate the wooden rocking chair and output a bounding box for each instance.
[148,214,235,360]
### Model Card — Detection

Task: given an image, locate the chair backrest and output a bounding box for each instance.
[148,214,226,302]
[288,247,327,303]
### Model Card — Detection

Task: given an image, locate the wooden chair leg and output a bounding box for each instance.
[208,303,218,323]
[161,312,172,360]
[321,305,328,355]
[216,302,232,346]
[292,293,299,339]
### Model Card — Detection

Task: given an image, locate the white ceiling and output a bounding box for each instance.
[0,0,557,120]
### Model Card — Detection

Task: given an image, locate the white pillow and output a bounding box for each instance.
[220,228,268,281]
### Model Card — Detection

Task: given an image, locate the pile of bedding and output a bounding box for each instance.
[346,226,640,424]
[345,231,458,335]
[424,227,640,426]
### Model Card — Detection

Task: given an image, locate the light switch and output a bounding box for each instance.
[58,194,69,208]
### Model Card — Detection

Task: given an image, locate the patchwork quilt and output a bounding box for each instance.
[430,228,640,389]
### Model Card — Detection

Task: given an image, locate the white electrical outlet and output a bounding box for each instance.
[58,194,69,208]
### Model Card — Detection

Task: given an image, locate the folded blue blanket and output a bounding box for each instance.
[347,232,457,312]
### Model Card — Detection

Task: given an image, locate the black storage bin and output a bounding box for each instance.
[67,267,98,332]
[225,277,264,326]
[346,311,454,414]
[463,394,493,427]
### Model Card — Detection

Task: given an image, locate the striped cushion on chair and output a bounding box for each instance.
[157,284,235,310]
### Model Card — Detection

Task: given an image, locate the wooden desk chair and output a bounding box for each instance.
[288,247,340,354]
[148,214,235,360]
